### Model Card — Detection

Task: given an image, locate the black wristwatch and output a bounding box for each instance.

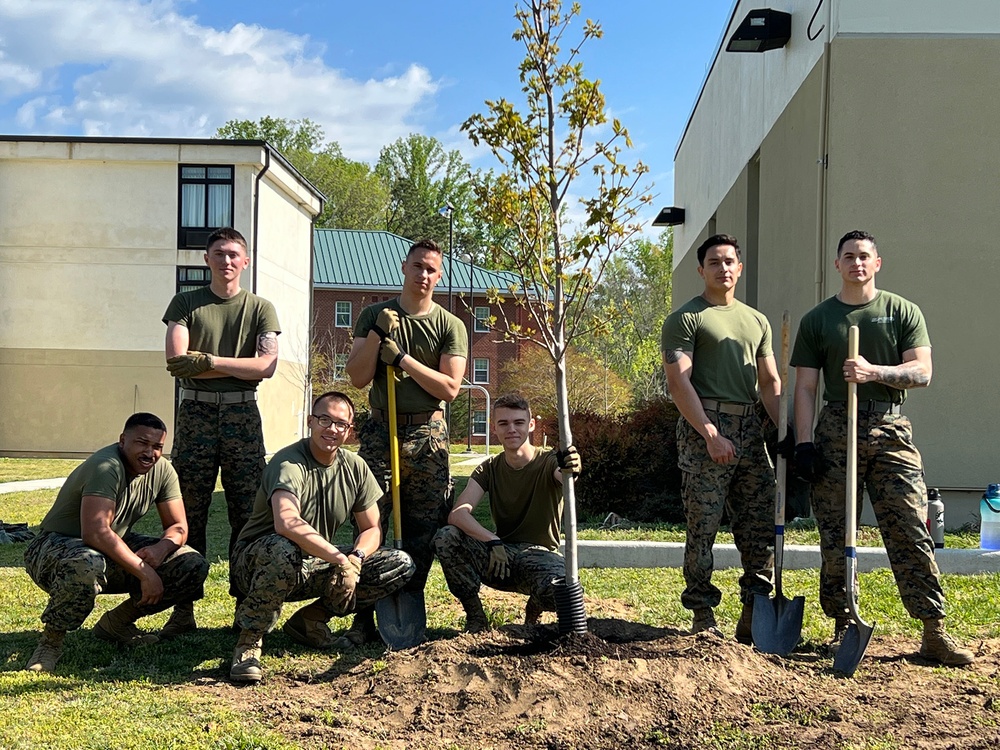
[350,548,366,562]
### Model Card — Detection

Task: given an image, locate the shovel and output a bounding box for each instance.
[374,364,427,649]
[752,310,805,655]
[833,324,876,676]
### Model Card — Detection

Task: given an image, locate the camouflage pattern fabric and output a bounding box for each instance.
[676,413,775,611]
[23,530,209,631]
[812,403,945,621]
[171,399,265,586]
[230,534,415,635]
[0,522,34,544]
[357,416,452,595]
[432,525,565,610]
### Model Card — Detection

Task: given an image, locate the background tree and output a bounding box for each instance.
[463,0,652,601]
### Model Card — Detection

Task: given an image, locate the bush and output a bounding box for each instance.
[536,398,684,522]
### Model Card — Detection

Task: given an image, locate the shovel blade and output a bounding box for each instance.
[751,592,805,656]
[832,620,876,676]
[375,590,427,650]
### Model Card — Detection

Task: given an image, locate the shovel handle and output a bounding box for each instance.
[774,311,790,590]
[845,326,859,551]
[386,365,403,549]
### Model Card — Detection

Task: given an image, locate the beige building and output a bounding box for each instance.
[0,136,323,457]
[670,1,1000,524]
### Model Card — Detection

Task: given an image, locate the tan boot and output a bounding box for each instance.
[462,596,490,634]
[524,596,544,626]
[735,602,753,645]
[94,600,159,646]
[691,608,720,635]
[282,602,337,648]
[25,627,66,672]
[333,609,381,650]
[158,601,197,640]
[230,630,263,683]
[827,616,850,656]
[919,619,974,666]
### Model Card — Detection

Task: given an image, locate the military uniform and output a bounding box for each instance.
[433,448,565,611]
[661,296,775,612]
[24,444,209,631]
[791,291,945,621]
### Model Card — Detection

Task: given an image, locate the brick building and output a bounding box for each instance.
[313,229,530,442]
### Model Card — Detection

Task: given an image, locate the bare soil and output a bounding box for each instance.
[190,615,1000,749]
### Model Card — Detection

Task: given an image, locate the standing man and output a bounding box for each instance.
[790,229,972,666]
[345,239,467,646]
[161,227,280,636]
[23,413,209,672]
[433,394,580,632]
[661,234,780,642]
[229,391,414,683]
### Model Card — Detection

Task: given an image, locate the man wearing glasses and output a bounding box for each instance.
[227,391,415,683]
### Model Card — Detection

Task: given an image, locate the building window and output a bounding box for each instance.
[177,266,211,293]
[334,353,348,380]
[474,306,490,333]
[335,301,352,328]
[473,358,489,384]
[178,165,234,248]
[473,410,488,436]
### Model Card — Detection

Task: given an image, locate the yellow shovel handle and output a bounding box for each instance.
[386,365,403,548]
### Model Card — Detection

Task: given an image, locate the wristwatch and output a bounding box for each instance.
[350,548,366,562]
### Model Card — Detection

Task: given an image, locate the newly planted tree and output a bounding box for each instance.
[463,0,651,612]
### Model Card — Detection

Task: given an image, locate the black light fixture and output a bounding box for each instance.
[652,206,685,227]
[726,9,791,53]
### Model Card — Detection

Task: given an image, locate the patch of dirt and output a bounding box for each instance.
[193,620,1000,749]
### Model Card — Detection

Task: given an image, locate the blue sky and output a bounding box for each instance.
[0,0,734,205]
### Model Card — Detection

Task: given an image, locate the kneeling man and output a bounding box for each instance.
[433,394,580,632]
[24,413,209,672]
[229,391,415,683]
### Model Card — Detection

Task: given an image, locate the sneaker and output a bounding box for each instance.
[94,610,159,647]
[735,603,753,645]
[691,608,720,636]
[919,620,974,666]
[25,629,65,672]
[158,603,197,640]
[230,632,263,684]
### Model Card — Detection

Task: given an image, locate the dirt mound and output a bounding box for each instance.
[204,619,1000,749]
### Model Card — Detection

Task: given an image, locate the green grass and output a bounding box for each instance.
[0,458,83,483]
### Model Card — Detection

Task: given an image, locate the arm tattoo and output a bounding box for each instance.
[664,349,685,365]
[874,363,930,389]
[257,332,278,356]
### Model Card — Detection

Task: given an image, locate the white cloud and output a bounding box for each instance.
[0,0,439,161]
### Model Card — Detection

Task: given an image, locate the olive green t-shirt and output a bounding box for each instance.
[470,448,563,551]
[661,296,773,404]
[162,287,281,393]
[790,290,930,404]
[40,444,182,538]
[237,439,382,545]
[354,298,467,413]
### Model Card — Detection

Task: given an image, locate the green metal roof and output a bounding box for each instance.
[313,229,522,293]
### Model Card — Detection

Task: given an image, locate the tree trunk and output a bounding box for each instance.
[555,354,579,584]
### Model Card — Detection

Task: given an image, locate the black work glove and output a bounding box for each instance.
[765,423,795,463]
[380,338,406,368]
[556,445,582,477]
[793,442,826,483]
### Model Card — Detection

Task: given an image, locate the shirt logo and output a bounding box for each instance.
[870,316,894,323]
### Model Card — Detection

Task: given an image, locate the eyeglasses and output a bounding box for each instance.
[311,415,353,431]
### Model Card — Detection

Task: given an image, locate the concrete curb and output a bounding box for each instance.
[565,540,1000,575]
[0,478,66,494]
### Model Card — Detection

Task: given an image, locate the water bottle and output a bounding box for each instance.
[980,484,1000,551]
[926,488,945,549]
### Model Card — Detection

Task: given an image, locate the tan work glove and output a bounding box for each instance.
[380,338,406,368]
[486,540,510,579]
[372,308,400,340]
[166,351,214,378]
[327,554,363,614]
[557,445,582,477]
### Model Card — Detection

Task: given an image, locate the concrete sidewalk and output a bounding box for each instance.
[0,477,66,494]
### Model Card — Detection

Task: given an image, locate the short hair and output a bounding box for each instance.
[123,412,167,433]
[494,393,532,418]
[406,239,442,259]
[696,234,741,266]
[836,229,877,257]
[206,227,248,254]
[312,390,355,418]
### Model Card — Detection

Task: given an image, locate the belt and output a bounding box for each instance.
[826,400,901,415]
[700,398,756,417]
[179,388,257,405]
[371,408,444,426]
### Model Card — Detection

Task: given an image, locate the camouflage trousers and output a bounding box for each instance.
[432,525,565,610]
[812,403,945,621]
[171,398,265,592]
[676,412,775,611]
[23,530,209,631]
[357,416,452,595]
[230,534,415,635]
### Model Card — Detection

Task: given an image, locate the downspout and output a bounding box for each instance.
[305,224,316,438]
[251,147,271,294]
[814,42,831,306]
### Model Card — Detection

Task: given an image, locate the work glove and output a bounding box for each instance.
[486,540,510,579]
[793,442,826,483]
[327,554,363,614]
[166,351,214,378]
[556,445,582,477]
[766,423,796,462]
[380,338,406,368]
[372,308,400,340]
